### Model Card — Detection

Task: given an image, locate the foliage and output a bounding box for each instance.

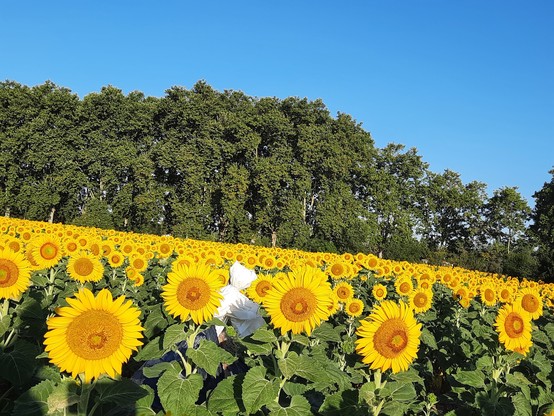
[0,217,553,415]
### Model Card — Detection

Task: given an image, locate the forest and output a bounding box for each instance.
[1,80,553,282]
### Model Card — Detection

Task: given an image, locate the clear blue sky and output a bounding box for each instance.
[2,1,553,206]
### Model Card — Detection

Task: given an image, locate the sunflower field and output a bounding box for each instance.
[0,217,553,416]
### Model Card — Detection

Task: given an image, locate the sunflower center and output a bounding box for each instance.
[373,318,409,358]
[337,287,350,300]
[375,288,384,297]
[415,293,427,307]
[521,294,538,313]
[40,243,58,260]
[177,278,210,310]
[399,282,410,293]
[280,287,316,322]
[485,289,495,302]
[67,242,78,252]
[74,258,94,276]
[0,260,18,287]
[500,289,510,300]
[349,303,361,314]
[66,310,123,360]
[256,281,271,297]
[505,313,524,337]
[331,264,344,276]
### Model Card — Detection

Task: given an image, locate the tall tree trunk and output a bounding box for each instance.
[48,207,56,223]
[4,207,9,217]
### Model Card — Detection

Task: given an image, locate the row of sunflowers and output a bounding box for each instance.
[0,216,553,415]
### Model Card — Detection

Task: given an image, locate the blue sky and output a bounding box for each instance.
[1,1,553,206]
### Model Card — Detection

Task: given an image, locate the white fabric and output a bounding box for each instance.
[214,263,265,338]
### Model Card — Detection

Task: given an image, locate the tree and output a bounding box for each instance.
[484,187,531,254]
[531,169,554,282]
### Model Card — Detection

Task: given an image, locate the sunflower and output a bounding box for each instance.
[162,262,224,325]
[516,287,543,320]
[0,248,33,299]
[328,261,347,280]
[480,282,497,307]
[395,277,413,297]
[334,281,354,303]
[129,254,148,273]
[263,266,333,335]
[355,300,422,373]
[498,284,515,304]
[345,298,364,317]
[409,288,433,314]
[107,251,126,268]
[495,303,533,355]
[246,274,274,304]
[43,288,144,382]
[67,251,104,283]
[372,284,388,301]
[28,234,64,270]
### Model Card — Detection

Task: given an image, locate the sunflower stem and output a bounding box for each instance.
[0,298,9,319]
[77,377,96,416]
[175,348,193,376]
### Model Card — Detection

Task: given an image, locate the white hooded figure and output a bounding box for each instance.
[229,261,257,290]
[214,262,265,338]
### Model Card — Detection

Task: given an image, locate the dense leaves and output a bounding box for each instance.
[0,80,548,280]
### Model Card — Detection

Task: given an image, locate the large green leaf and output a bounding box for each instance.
[452,369,486,388]
[46,378,79,414]
[380,400,410,416]
[207,374,244,415]
[11,379,56,416]
[158,368,204,414]
[186,339,237,377]
[143,305,168,339]
[311,322,341,342]
[278,351,301,379]
[319,389,360,416]
[134,336,163,361]
[162,323,187,349]
[420,327,437,349]
[267,395,312,415]
[0,339,40,386]
[511,392,532,416]
[241,366,280,414]
[378,381,416,402]
[249,327,278,343]
[95,378,149,405]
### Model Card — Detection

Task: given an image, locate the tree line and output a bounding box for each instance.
[1,80,553,281]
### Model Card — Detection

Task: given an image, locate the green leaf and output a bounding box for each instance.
[162,323,187,349]
[134,336,163,361]
[207,374,244,414]
[512,392,532,416]
[278,351,301,379]
[452,369,486,388]
[34,364,62,383]
[47,379,79,414]
[506,372,531,400]
[16,296,45,321]
[359,381,376,405]
[283,381,309,396]
[0,339,40,386]
[242,366,280,415]
[544,322,554,342]
[12,379,56,416]
[389,368,423,384]
[0,314,10,337]
[266,395,312,415]
[141,361,175,379]
[311,322,341,342]
[135,384,156,415]
[420,327,437,349]
[95,378,149,405]
[158,369,204,414]
[186,339,237,377]
[249,327,278,343]
[143,305,168,339]
[475,355,493,371]
[378,381,416,402]
[380,400,410,416]
[180,404,215,416]
[319,389,359,415]
[291,334,310,346]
